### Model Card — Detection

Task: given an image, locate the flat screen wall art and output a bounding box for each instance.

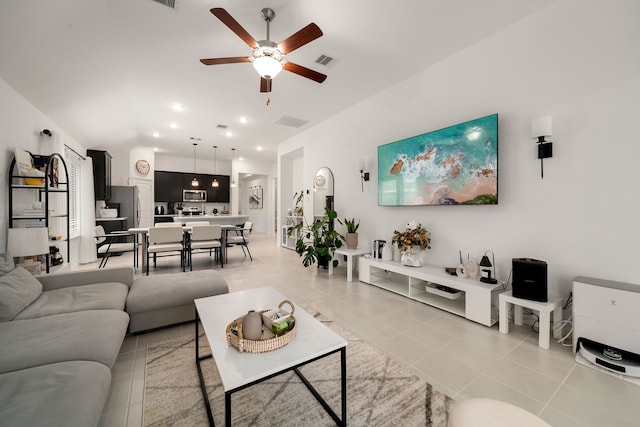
[378,113,498,206]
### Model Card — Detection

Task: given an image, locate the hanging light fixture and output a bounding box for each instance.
[191,143,199,187]
[230,148,237,188]
[212,145,219,187]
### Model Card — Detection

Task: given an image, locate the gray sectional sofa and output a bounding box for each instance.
[0,259,229,427]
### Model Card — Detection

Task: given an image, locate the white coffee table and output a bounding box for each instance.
[195,287,348,426]
[329,247,371,281]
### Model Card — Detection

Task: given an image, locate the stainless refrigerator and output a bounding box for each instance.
[109,186,140,229]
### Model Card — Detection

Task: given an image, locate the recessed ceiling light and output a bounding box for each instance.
[172,103,184,112]
[239,116,248,124]
[256,146,263,151]
[225,131,233,137]
[153,147,159,152]
[152,131,160,138]
[239,157,244,161]
[169,122,178,129]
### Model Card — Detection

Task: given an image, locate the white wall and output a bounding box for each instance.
[277,0,640,297]
[0,77,86,265]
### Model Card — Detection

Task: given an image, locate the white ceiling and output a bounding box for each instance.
[0,0,556,163]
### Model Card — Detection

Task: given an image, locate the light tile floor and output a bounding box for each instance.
[86,233,640,427]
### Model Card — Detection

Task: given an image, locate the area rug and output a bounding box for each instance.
[143,310,453,426]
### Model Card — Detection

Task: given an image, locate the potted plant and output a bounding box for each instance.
[292,191,304,217]
[392,220,431,267]
[288,208,344,268]
[338,217,359,249]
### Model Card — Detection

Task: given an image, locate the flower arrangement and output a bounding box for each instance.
[392,220,431,252]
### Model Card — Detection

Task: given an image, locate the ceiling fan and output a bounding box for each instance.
[200,7,327,93]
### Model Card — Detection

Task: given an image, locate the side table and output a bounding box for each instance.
[499,290,563,349]
[328,247,371,281]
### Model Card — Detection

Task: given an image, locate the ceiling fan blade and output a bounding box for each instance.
[260,78,272,93]
[283,62,327,83]
[210,8,258,48]
[200,57,251,65]
[278,23,323,54]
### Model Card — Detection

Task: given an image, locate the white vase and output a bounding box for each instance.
[401,248,423,267]
[381,243,393,261]
[393,245,401,261]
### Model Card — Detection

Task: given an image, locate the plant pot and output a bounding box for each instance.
[317,254,329,269]
[401,248,424,267]
[345,232,358,249]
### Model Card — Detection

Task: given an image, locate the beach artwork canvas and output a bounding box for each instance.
[378,114,498,206]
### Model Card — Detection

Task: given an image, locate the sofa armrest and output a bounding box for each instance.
[36,267,135,291]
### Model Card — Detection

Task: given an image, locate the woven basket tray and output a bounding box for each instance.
[226,300,296,353]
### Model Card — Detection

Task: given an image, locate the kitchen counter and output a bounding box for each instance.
[170,215,249,226]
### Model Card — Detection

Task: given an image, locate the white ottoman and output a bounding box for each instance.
[126,270,228,333]
[449,398,550,427]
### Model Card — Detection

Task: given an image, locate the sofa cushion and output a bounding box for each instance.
[0,266,42,322]
[0,253,15,276]
[0,360,111,427]
[0,310,129,374]
[14,282,129,320]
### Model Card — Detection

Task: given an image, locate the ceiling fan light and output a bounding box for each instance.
[252,46,283,79]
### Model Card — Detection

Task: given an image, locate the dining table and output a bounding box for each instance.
[128,224,241,270]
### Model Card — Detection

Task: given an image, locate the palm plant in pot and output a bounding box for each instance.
[338,217,359,249]
[287,208,344,268]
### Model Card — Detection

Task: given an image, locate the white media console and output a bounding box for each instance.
[359,258,503,326]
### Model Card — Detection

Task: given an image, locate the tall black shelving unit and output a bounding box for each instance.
[9,152,70,272]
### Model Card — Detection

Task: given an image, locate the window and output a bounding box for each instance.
[65,148,81,239]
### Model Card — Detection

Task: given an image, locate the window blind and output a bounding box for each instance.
[65,147,82,239]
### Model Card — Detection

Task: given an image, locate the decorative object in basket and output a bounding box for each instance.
[226,300,296,353]
[241,310,263,340]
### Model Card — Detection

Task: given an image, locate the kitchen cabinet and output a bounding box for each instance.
[154,170,229,202]
[87,150,112,199]
[182,173,208,191]
[207,174,230,203]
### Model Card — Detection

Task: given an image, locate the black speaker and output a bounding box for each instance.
[512,258,548,302]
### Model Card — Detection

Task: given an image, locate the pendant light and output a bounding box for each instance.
[191,143,199,187]
[230,148,237,188]
[212,145,219,187]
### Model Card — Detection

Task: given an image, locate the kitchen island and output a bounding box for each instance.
[167,214,249,226]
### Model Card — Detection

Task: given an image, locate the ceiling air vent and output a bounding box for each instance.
[315,54,335,67]
[216,124,228,129]
[274,116,309,128]
[151,0,176,9]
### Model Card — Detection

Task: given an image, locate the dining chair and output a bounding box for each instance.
[146,226,187,275]
[93,225,137,268]
[188,225,223,269]
[154,222,183,228]
[226,221,253,261]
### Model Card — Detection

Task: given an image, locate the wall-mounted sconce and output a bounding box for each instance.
[479,250,498,284]
[357,159,370,192]
[531,115,553,179]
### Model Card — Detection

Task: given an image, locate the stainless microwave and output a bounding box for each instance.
[183,189,206,202]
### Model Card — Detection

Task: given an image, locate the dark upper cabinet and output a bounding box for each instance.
[155,170,229,202]
[154,171,183,202]
[87,150,112,199]
[182,173,208,191]
[208,175,230,203]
